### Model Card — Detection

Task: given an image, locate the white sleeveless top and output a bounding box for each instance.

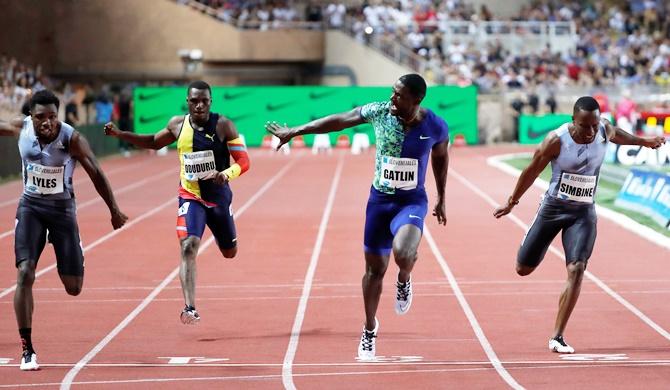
[18,117,77,200]
[546,121,609,205]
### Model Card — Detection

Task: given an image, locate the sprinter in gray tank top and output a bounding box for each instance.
[494,96,665,355]
[0,90,128,371]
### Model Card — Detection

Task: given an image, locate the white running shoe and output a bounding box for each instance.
[548,336,575,354]
[395,276,413,315]
[20,350,39,371]
[180,305,201,325]
[357,318,379,361]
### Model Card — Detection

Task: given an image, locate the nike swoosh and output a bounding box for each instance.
[266,102,294,112]
[228,112,255,122]
[438,101,459,110]
[138,113,170,124]
[419,135,430,140]
[409,215,422,219]
[222,91,251,100]
[136,90,164,101]
[309,90,337,100]
[527,125,554,140]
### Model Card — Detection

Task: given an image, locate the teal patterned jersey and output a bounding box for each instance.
[360,101,449,196]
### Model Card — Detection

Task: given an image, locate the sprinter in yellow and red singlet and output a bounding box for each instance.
[104,80,250,325]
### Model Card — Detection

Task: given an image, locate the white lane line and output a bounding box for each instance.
[450,168,670,342]
[0,169,175,240]
[9,360,670,388]
[282,156,344,390]
[487,153,670,250]
[60,158,300,390]
[424,225,525,390]
[5,358,670,368]
[0,196,176,299]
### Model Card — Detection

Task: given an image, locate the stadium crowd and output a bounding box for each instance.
[184,0,670,92]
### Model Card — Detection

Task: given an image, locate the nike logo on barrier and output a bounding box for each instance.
[438,101,458,110]
[137,90,164,101]
[139,113,169,124]
[527,126,554,140]
[266,102,294,112]
[419,135,430,140]
[309,90,337,100]
[222,91,251,100]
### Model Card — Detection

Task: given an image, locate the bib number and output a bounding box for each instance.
[380,156,418,190]
[558,173,597,203]
[183,150,216,181]
[25,163,64,195]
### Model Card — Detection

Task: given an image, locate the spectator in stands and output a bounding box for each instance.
[94,93,113,124]
[65,97,79,127]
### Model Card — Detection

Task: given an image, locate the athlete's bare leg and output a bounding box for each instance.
[180,235,200,308]
[552,261,585,338]
[362,252,390,330]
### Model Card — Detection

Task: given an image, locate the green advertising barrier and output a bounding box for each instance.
[519,114,571,144]
[133,86,478,147]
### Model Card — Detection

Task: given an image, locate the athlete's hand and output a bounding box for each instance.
[432,201,447,225]
[111,208,128,230]
[493,198,518,219]
[202,171,229,185]
[103,122,121,137]
[642,136,666,149]
[265,121,293,150]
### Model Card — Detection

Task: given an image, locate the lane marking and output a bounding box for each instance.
[60,158,300,390]
[1,357,668,368]
[425,225,525,390]
[450,168,670,343]
[282,156,344,390]
[6,361,670,388]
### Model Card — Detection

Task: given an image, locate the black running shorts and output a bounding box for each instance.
[517,198,597,268]
[14,196,84,276]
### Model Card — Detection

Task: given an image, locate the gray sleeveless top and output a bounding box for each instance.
[545,121,609,206]
[18,117,77,200]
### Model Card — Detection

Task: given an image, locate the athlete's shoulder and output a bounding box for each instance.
[360,101,390,121]
[426,110,449,140]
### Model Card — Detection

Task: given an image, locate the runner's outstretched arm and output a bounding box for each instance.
[603,119,666,148]
[71,131,128,230]
[494,132,560,218]
[265,108,366,150]
[103,116,180,150]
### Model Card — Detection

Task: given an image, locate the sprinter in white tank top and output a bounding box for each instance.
[0,90,128,371]
[494,96,665,354]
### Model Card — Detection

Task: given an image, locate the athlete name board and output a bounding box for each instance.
[558,173,597,203]
[182,150,216,181]
[381,156,418,190]
[25,163,64,195]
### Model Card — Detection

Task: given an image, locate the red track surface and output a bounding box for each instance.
[0,146,668,389]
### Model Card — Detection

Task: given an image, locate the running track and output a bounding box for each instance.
[0,146,668,389]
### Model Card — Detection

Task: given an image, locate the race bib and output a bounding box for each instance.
[380,156,418,190]
[25,163,64,195]
[182,150,217,181]
[558,173,597,203]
